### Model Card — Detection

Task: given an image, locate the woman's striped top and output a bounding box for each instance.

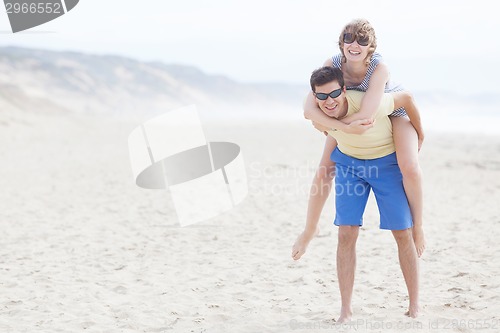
[331,52,407,117]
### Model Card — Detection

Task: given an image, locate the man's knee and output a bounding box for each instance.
[392,228,413,244]
[338,226,359,246]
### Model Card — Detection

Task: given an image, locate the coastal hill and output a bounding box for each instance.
[0,46,307,118]
[1,46,498,124]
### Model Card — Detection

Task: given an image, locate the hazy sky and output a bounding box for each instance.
[1,0,499,93]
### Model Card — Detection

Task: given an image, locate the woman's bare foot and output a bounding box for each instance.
[291,227,319,261]
[412,225,425,257]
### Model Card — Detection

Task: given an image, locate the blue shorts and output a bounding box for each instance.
[330,147,412,230]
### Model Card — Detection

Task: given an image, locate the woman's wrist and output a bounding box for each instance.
[335,121,347,132]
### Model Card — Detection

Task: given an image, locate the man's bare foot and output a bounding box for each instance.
[337,307,353,323]
[412,225,425,258]
[291,227,319,261]
[405,305,419,318]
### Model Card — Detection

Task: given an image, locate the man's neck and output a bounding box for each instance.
[338,102,349,120]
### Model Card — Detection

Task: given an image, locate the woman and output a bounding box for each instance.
[293,18,425,259]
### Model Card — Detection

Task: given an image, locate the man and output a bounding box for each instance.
[291,66,419,321]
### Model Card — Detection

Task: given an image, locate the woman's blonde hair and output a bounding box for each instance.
[338,18,377,64]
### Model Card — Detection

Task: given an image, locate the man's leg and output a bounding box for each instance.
[368,152,419,317]
[331,148,369,322]
[392,228,419,318]
[337,225,359,323]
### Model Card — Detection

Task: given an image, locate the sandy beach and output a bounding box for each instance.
[1,108,500,333]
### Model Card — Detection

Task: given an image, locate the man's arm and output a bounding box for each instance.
[392,91,425,150]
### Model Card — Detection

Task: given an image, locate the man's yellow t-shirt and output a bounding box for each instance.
[327,90,395,159]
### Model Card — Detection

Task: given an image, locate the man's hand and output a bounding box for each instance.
[343,119,375,135]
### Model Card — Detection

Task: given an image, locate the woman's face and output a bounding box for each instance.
[342,31,371,63]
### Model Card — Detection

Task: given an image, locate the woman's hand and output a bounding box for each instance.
[343,119,375,134]
[418,133,425,151]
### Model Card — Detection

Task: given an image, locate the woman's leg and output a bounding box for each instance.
[391,116,425,257]
[292,136,337,260]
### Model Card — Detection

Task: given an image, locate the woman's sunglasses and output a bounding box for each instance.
[343,32,370,46]
[314,88,342,100]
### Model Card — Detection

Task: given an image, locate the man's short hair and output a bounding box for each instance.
[310,66,345,92]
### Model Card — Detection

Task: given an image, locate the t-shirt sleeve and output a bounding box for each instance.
[378,93,395,116]
[345,90,364,111]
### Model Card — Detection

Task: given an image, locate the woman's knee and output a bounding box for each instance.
[398,159,422,180]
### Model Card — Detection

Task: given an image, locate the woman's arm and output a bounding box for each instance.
[304,59,373,134]
[303,91,374,134]
[341,62,389,124]
[303,91,347,131]
[392,91,425,150]
[304,58,346,130]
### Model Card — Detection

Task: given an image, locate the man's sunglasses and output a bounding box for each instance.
[314,88,342,100]
[343,32,370,46]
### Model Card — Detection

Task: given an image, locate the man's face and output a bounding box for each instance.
[314,81,347,119]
